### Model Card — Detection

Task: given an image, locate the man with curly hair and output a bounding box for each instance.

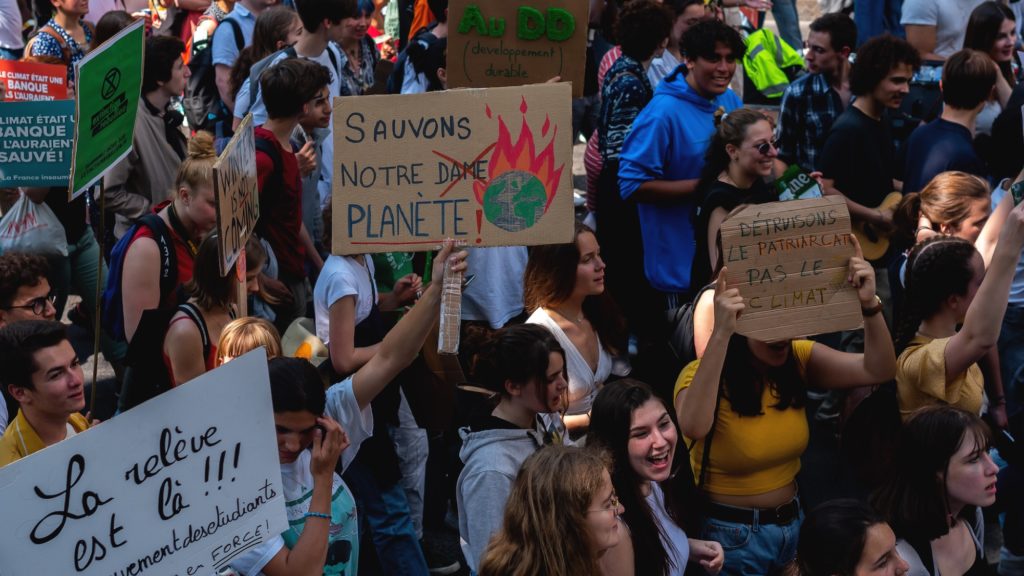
[0,251,56,434]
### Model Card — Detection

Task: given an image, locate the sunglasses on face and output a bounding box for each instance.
[754,139,779,156]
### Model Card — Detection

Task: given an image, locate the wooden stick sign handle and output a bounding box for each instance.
[437,257,464,354]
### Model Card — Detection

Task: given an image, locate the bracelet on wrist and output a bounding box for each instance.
[304,511,331,520]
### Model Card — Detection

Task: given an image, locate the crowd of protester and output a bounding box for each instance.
[3,0,1024,574]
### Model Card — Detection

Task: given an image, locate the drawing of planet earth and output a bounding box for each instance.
[482,170,547,232]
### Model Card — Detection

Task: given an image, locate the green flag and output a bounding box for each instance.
[68,17,144,200]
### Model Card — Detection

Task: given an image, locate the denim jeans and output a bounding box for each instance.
[770,0,803,52]
[855,0,905,47]
[342,457,429,576]
[48,228,128,363]
[1000,304,1024,418]
[0,46,23,60]
[700,506,804,575]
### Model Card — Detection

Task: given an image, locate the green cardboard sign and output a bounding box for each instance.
[0,99,74,187]
[68,18,144,200]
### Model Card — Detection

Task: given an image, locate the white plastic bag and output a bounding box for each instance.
[0,192,69,257]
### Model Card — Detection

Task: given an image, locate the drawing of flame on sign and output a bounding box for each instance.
[473,96,564,233]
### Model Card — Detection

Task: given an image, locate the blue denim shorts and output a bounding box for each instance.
[700,503,804,576]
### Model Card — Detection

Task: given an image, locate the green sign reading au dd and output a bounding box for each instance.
[68,18,144,200]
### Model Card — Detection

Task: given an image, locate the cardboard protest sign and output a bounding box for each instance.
[214,113,259,276]
[331,82,574,254]
[447,0,588,97]
[0,99,74,187]
[68,18,144,200]
[0,349,287,576]
[720,196,862,341]
[0,60,68,101]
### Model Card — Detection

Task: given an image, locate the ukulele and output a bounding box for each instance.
[852,192,903,261]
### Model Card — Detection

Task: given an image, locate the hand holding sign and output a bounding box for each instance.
[846,235,877,307]
[713,268,745,337]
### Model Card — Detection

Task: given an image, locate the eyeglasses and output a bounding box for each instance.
[587,493,621,514]
[4,295,56,316]
[753,139,779,156]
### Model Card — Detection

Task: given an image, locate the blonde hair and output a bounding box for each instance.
[176,131,218,193]
[217,317,282,363]
[478,446,612,576]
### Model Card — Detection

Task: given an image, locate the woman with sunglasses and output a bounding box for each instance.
[690,108,779,293]
[589,379,724,576]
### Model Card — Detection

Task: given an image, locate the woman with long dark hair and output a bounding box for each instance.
[457,324,570,574]
[964,1,1020,135]
[524,222,625,435]
[872,406,999,575]
[674,240,896,574]
[589,379,724,576]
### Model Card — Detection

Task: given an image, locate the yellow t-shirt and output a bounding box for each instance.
[673,340,813,496]
[896,334,983,421]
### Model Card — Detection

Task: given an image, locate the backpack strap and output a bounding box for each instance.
[28,25,70,66]
[137,213,179,306]
[247,46,297,111]
[326,43,340,77]
[177,302,211,362]
[254,136,285,203]
[223,16,244,51]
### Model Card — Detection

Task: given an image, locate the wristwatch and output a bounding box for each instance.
[862,295,883,317]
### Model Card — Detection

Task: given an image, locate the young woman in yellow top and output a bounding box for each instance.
[674,238,896,575]
[894,199,1024,420]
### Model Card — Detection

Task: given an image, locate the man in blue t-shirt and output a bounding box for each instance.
[617,20,744,306]
[903,49,997,193]
[212,0,277,114]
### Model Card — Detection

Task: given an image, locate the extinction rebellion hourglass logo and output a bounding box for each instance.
[473,96,564,233]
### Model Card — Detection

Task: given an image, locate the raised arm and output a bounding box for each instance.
[945,201,1024,380]
[675,271,742,440]
[349,242,467,409]
[261,415,346,576]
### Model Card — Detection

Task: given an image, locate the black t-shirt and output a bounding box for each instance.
[820,106,899,209]
[902,119,986,193]
[691,178,776,290]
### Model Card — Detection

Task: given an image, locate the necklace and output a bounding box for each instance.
[551,306,585,326]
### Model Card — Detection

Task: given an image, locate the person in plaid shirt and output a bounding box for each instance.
[776,13,857,172]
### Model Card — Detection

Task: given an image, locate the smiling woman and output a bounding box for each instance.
[589,379,724,576]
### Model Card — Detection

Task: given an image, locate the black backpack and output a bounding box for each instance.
[184,17,243,134]
[121,303,211,411]
[665,283,715,371]
[388,24,443,94]
[102,214,179,342]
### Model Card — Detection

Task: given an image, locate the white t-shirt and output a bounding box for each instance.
[0,399,7,435]
[900,0,985,59]
[0,0,24,51]
[313,255,378,345]
[647,483,690,576]
[461,247,527,328]
[226,378,374,575]
[648,51,682,90]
